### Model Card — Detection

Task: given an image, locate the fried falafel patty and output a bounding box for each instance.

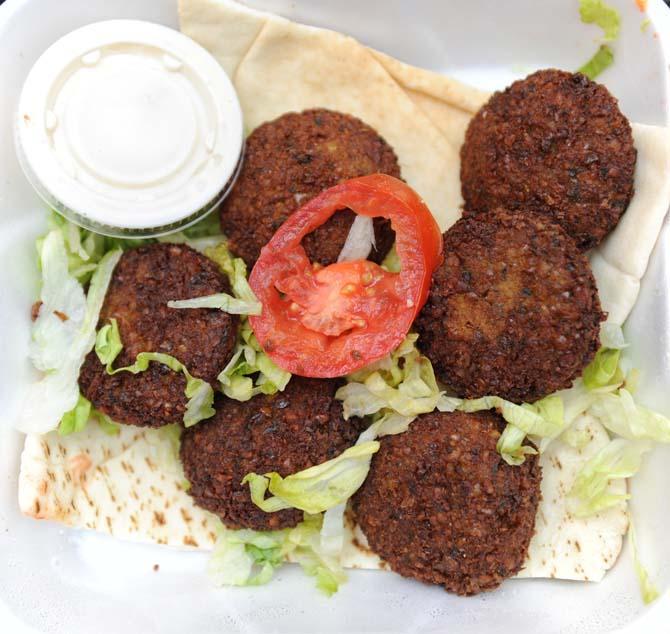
[220,109,400,266]
[460,69,636,250]
[180,377,364,531]
[79,243,237,428]
[353,410,541,596]
[414,210,603,403]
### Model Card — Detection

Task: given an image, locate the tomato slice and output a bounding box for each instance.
[248,174,443,377]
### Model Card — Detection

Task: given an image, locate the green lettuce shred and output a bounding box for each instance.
[568,438,650,517]
[40,212,150,283]
[242,441,380,515]
[94,319,123,367]
[95,410,120,436]
[167,293,261,315]
[579,0,621,41]
[58,394,120,436]
[168,241,262,316]
[380,243,401,273]
[628,515,661,604]
[577,0,620,80]
[58,394,92,436]
[338,334,443,418]
[583,347,622,389]
[578,45,614,80]
[17,230,122,435]
[208,514,345,595]
[336,334,580,465]
[94,324,215,427]
[590,388,670,442]
[218,320,291,401]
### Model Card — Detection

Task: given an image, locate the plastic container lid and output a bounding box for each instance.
[15,19,244,237]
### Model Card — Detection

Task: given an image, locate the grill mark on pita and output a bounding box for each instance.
[42,442,51,458]
[208,532,216,543]
[121,460,134,474]
[183,536,198,547]
[153,511,166,526]
[145,457,157,470]
[106,516,113,532]
[180,509,192,524]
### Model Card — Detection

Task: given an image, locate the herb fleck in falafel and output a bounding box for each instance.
[220,109,400,266]
[79,243,237,427]
[414,209,603,403]
[460,69,636,250]
[353,410,542,596]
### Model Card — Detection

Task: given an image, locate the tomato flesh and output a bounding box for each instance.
[249,174,443,377]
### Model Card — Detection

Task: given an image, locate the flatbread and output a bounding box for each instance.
[18,0,670,585]
[19,421,219,549]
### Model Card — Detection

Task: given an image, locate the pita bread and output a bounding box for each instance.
[18,0,670,586]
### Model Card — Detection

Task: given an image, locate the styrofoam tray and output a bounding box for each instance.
[1,1,669,632]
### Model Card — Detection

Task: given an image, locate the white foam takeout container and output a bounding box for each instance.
[0,1,669,632]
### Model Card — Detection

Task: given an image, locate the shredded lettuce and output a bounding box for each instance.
[590,388,670,442]
[168,241,262,316]
[578,45,614,80]
[243,441,380,515]
[208,513,345,595]
[58,394,92,436]
[335,333,667,468]
[94,319,123,367]
[579,0,621,41]
[577,0,619,80]
[95,410,120,436]
[583,348,622,389]
[628,515,661,604]
[94,324,215,427]
[16,233,121,434]
[168,293,261,315]
[380,243,401,273]
[58,394,121,436]
[40,212,150,283]
[218,320,291,401]
[568,438,650,517]
[336,335,575,465]
[204,242,259,305]
[337,334,443,418]
[599,322,627,350]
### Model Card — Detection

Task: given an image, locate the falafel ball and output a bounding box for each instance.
[353,410,541,596]
[460,69,636,250]
[414,209,603,403]
[180,377,364,531]
[79,243,237,428]
[220,109,400,266]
